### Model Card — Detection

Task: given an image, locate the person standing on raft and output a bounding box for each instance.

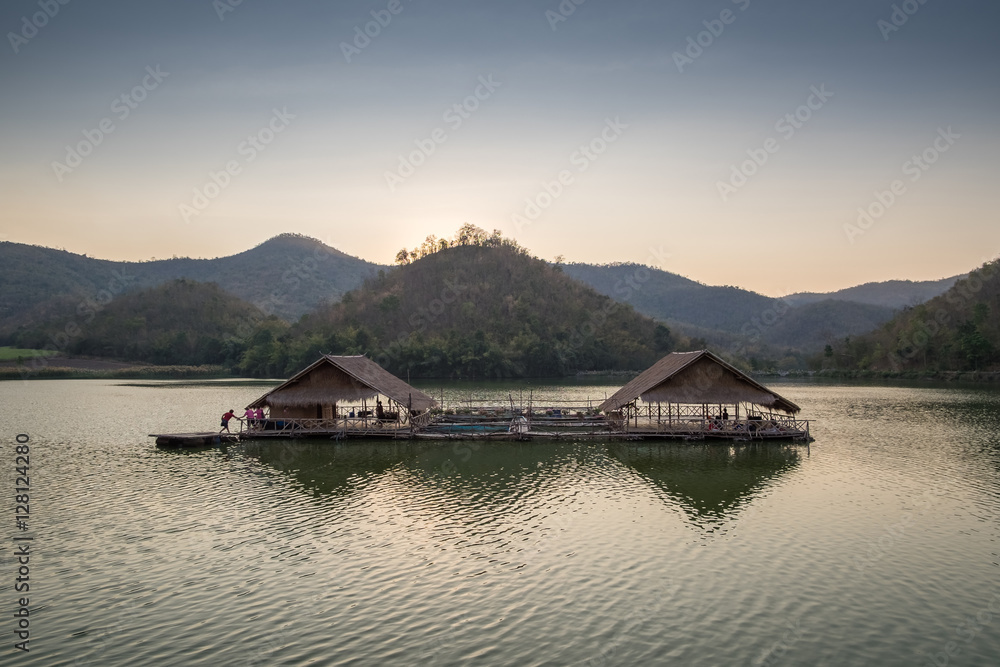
[220,409,240,433]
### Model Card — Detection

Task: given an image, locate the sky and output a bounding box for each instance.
[1,0,998,297]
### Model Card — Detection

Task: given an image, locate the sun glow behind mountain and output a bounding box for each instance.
[1,0,997,296]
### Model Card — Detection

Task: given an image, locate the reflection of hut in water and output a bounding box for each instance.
[241,439,577,522]
[599,350,810,440]
[239,440,417,496]
[608,443,801,523]
[246,355,438,438]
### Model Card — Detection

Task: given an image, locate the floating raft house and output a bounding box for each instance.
[244,354,438,438]
[598,350,809,440]
[151,351,811,444]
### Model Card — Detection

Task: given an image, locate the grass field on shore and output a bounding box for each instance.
[0,346,59,361]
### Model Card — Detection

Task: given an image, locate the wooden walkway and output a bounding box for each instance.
[150,416,812,445]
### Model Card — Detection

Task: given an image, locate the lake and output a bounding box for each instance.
[1,377,999,666]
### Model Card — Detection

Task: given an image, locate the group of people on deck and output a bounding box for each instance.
[220,407,268,433]
[705,411,781,433]
[707,409,730,430]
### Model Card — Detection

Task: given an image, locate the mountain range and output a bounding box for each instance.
[783,276,963,309]
[0,232,965,367]
[0,233,380,329]
[824,261,999,373]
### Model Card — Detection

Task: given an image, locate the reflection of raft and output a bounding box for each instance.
[150,432,238,447]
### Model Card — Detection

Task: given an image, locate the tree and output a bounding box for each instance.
[958,320,993,370]
[454,223,488,246]
[654,324,674,352]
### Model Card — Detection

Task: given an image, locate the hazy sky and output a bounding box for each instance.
[1,0,998,296]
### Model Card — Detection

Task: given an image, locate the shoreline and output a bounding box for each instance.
[753,369,1000,383]
[2,357,999,383]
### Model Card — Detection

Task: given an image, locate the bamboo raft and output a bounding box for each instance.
[170,412,811,443]
[151,432,240,447]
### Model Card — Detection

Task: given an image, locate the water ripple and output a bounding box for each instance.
[1,379,999,665]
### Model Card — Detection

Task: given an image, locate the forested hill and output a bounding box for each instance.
[247,238,679,378]
[824,260,1000,372]
[561,262,777,333]
[0,234,382,333]
[784,275,962,309]
[561,262,899,354]
[12,279,278,366]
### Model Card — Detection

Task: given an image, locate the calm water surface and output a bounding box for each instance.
[1,378,999,666]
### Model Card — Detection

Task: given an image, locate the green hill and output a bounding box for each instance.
[12,279,282,366]
[784,276,962,309]
[241,232,678,379]
[823,260,1000,372]
[562,262,901,357]
[760,300,896,349]
[0,234,381,334]
[561,262,778,334]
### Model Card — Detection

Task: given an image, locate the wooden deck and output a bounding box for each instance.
[151,413,812,445]
[240,417,416,440]
[615,416,811,441]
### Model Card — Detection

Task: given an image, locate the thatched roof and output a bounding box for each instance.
[597,350,801,414]
[247,355,438,413]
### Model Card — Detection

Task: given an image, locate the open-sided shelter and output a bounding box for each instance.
[598,350,804,436]
[247,354,437,422]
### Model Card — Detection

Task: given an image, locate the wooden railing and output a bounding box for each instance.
[615,414,810,437]
[242,416,407,436]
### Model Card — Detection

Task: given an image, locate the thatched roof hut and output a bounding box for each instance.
[598,350,800,414]
[247,355,438,414]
